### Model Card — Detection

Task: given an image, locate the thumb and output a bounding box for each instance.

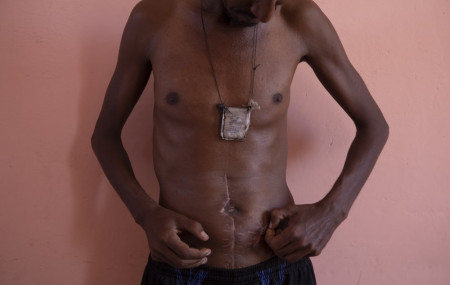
[265,226,276,244]
[178,217,210,242]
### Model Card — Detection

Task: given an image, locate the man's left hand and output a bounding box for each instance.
[264,203,345,263]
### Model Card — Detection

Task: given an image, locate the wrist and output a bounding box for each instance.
[133,198,159,227]
[318,197,348,224]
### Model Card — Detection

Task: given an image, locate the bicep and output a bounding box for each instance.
[94,6,152,137]
[302,4,384,128]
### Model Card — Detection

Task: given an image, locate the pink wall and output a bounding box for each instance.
[1,0,449,284]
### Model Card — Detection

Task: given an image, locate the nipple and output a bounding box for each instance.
[272,93,283,104]
[165,92,179,105]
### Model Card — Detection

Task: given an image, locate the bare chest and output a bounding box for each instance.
[148,13,303,128]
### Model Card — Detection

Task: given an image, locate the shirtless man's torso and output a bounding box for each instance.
[92,0,389,280]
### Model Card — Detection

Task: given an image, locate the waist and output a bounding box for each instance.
[145,255,314,284]
[156,175,294,268]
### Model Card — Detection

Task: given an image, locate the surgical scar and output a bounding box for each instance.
[219,175,272,267]
[165,92,179,105]
[220,175,237,267]
[272,93,283,104]
[224,200,240,217]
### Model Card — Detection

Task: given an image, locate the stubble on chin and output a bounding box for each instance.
[224,10,258,27]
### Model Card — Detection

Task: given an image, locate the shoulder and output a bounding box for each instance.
[281,0,344,59]
[119,0,177,54]
[126,0,176,33]
[281,0,331,35]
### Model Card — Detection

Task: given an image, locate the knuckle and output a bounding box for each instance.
[312,247,322,256]
[305,242,313,250]
[290,228,302,239]
[293,231,301,239]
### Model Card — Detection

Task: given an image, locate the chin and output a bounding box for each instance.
[225,10,259,27]
[227,15,259,27]
[230,19,259,27]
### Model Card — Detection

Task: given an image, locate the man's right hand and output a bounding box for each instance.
[141,205,211,268]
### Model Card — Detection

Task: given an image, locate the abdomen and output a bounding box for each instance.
[157,172,294,268]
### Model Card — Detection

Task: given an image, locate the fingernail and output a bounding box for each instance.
[202,258,207,265]
[205,249,211,256]
[269,222,273,229]
[201,231,209,240]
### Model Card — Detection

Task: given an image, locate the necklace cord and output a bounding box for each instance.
[200,0,258,108]
[250,24,259,102]
[200,0,224,105]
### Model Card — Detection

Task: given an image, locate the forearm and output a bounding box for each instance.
[91,133,158,225]
[321,123,389,219]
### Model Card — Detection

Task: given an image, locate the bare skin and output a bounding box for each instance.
[92,0,389,269]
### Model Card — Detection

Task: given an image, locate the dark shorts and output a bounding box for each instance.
[141,256,316,285]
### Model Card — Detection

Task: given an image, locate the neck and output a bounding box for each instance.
[183,0,223,14]
[202,0,225,13]
[187,0,279,23]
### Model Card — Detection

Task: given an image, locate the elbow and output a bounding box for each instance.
[356,117,389,145]
[381,120,389,144]
[90,128,110,155]
[376,116,389,145]
[91,127,121,155]
[91,131,102,155]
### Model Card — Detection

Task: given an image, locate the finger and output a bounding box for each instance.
[307,235,329,257]
[265,227,276,242]
[269,207,291,230]
[265,228,294,251]
[155,246,208,269]
[151,249,174,265]
[276,240,310,258]
[178,218,210,242]
[166,234,211,260]
[308,247,322,257]
[181,258,209,268]
[264,227,277,249]
[150,250,166,263]
[269,208,288,230]
[172,256,208,269]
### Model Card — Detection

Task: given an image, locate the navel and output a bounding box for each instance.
[272,93,283,104]
[165,92,179,105]
[224,200,240,217]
